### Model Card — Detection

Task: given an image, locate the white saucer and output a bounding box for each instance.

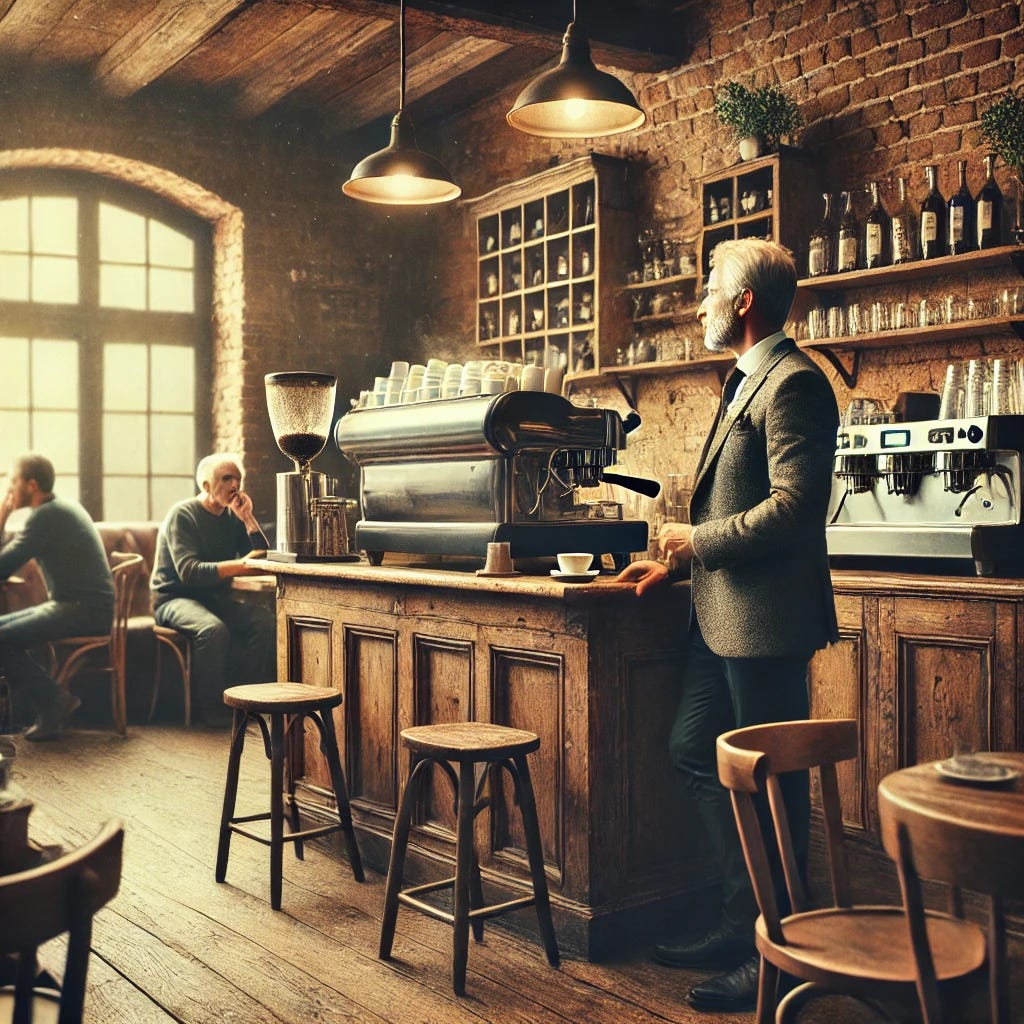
[934,756,1021,786]
[550,569,600,583]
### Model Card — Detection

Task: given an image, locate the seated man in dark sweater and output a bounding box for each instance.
[150,452,276,724]
[0,453,114,740]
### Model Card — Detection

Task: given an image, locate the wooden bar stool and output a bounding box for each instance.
[379,721,559,995]
[215,682,364,910]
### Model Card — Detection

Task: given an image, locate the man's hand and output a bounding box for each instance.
[230,491,261,533]
[657,521,695,562]
[616,559,669,596]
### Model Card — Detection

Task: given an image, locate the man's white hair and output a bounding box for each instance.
[196,452,244,490]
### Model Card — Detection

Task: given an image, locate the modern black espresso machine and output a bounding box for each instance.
[333,391,657,566]
[827,414,1024,577]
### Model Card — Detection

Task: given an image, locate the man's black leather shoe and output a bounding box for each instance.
[686,953,761,1012]
[651,928,755,970]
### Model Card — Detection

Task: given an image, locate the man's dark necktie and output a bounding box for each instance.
[722,368,746,408]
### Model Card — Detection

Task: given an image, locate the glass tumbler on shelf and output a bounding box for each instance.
[964,359,988,418]
[938,362,965,420]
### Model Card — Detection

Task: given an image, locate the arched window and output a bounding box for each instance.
[0,170,211,519]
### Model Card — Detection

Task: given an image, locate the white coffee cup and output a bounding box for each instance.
[557,552,592,574]
[544,367,564,395]
[389,360,410,380]
[521,364,546,391]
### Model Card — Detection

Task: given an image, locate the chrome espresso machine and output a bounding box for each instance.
[827,415,1024,577]
[333,392,655,566]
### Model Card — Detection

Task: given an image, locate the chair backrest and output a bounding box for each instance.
[0,820,124,1024]
[109,552,144,662]
[716,718,859,944]
[879,780,1024,1023]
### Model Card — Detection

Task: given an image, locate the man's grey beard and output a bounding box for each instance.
[703,306,741,352]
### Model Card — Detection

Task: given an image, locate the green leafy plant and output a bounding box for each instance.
[714,82,802,143]
[981,89,1024,170]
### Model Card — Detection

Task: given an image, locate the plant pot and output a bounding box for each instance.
[738,135,764,161]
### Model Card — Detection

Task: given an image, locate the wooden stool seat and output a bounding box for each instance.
[216,681,363,910]
[223,681,343,713]
[379,720,559,995]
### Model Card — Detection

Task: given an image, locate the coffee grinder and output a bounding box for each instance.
[265,371,337,558]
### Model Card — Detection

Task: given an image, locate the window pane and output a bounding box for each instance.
[99,264,146,309]
[99,203,146,263]
[0,254,29,300]
[31,411,78,470]
[0,338,29,408]
[151,476,193,517]
[103,412,148,474]
[0,411,30,469]
[151,345,193,412]
[32,197,77,256]
[104,343,147,412]
[150,413,194,474]
[149,268,194,313]
[0,198,29,252]
[60,475,80,505]
[32,340,78,409]
[31,255,78,304]
[149,220,194,269]
[104,476,147,520]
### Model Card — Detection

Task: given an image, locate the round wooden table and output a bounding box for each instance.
[878,752,1024,835]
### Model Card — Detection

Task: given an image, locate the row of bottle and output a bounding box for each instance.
[807,156,1006,277]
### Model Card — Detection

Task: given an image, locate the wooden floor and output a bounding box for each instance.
[3,722,1010,1024]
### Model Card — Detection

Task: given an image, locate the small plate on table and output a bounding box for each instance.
[934,755,1021,787]
[550,569,600,584]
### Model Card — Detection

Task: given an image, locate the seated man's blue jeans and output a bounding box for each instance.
[0,600,113,720]
[154,593,276,721]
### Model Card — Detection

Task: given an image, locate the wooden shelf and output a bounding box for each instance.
[609,353,733,376]
[622,272,698,292]
[630,309,697,326]
[800,316,1024,352]
[797,244,1024,291]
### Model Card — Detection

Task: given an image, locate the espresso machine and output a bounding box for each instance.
[265,371,336,559]
[827,415,1024,576]
[333,391,656,565]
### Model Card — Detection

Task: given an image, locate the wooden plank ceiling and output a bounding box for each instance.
[0,0,687,136]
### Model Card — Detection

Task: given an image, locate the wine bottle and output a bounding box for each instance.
[864,181,890,268]
[947,159,976,255]
[976,153,1003,249]
[837,190,859,272]
[891,176,917,264]
[920,164,946,259]
[807,193,836,277]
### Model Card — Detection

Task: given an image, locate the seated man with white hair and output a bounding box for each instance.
[151,452,276,725]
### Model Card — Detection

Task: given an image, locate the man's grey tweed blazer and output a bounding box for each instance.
[690,337,840,659]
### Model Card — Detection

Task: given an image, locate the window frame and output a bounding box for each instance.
[0,168,212,518]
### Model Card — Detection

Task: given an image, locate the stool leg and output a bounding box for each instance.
[379,754,430,960]
[215,708,248,884]
[284,714,304,862]
[269,712,285,910]
[318,706,364,882]
[452,759,476,995]
[512,754,560,968]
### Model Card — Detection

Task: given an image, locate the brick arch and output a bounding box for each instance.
[0,147,246,455]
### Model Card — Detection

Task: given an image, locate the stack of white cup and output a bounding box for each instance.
[384,361,408,405]
[422,358,447,400]
[400,364,426,403]
[442,363,463,399]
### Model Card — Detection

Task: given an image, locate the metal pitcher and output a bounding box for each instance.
[310,496,354,557]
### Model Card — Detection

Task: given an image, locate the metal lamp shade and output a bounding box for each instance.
[343,112,461,205]
[506,21,645,139]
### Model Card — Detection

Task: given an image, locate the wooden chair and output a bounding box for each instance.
[879,775,1022,1023]
[716,719,985,1024]
[148,624,193,727]
[49,552,145,736]
[0,820,124,1024]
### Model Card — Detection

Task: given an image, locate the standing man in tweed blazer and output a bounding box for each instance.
[618,238,839,1012]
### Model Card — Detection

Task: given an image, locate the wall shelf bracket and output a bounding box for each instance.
[609,372,639,411]
[809,346,860,389]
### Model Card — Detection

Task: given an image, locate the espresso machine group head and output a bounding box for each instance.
[265,371,337,556]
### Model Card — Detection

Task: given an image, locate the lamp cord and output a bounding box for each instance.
[399,0,406,112]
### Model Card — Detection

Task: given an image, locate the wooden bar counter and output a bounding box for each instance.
[253,559,703,959]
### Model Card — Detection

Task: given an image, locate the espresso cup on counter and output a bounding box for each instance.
[556,552,592,574]
[521,364,546,391]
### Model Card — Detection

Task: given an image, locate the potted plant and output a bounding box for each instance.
[714,81,803,160]
[980,89,1024,242]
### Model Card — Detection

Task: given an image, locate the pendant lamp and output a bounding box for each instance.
[506,1,645,138]
[343,0,460,205]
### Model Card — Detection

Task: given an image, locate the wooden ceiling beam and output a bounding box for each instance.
[302,0,687,71]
